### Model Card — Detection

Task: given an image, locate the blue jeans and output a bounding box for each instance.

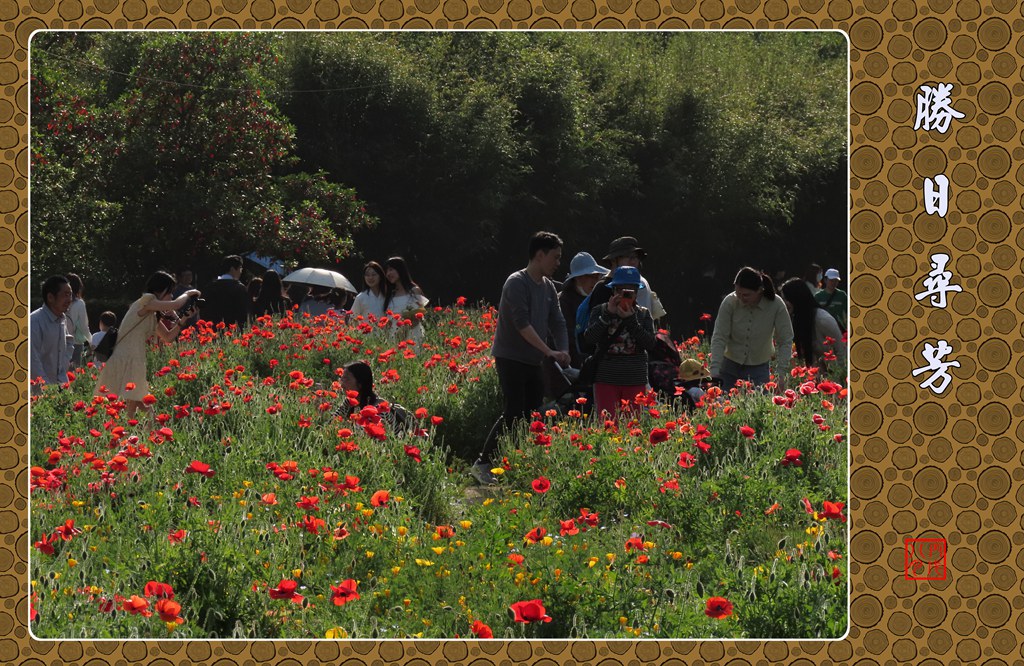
[718,357,770,389]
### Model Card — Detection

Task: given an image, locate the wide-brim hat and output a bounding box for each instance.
[603,236,648,262]
[678,358,711,382]
[565,252,609,281]
[607,265,646,289]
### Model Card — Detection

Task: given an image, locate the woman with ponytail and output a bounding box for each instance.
[708,266,794,390]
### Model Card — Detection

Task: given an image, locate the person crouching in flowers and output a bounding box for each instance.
[332,361,411,434]
[582,266,657,418]
[780,277,847,374]
[673,358,712,411]
[95,271,201,422]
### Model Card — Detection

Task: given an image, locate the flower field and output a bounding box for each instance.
[30,305,848,639]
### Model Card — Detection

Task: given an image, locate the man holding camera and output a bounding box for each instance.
[200,254,250,327]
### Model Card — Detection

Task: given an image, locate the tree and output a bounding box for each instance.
[30,32,376,298]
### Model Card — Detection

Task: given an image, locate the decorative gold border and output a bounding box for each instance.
[9,1,1024,663]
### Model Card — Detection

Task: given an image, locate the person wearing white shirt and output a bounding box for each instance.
[65,273,92,369]
[351,261,388,320]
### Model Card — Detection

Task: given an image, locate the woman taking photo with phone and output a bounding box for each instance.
[582,266,657,418]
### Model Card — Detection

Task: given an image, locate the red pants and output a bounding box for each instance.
[593,383,646,419]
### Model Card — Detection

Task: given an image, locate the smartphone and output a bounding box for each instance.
[621,289,636,302]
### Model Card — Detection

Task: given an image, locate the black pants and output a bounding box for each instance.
[478,357,544,464]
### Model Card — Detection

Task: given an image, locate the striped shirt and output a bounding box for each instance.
[582,303,657,386]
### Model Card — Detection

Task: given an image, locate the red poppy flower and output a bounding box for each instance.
[370,490,390,507]
[430,415,444,425]
[330,579,360,606]
[260,493,278,505]
[739,425,755,438]
[510,599,552,624]
[168,529,187,544]
[559,519,579,536]
[435,525,455,539]
[677,451,696,468]
[507,553,525,567]
[54,519,81,541]
[832,566,842,582]
[579,508,599,527]
[184,460,215,478]
[155,598,185,624]
[764,502,781,515]
[122,595,152,616]
[333,525,350,540]
[403,444,422,463]
[646,520,673,529]
[299,515,326,534]
[33,532,55,555]
[269,579,303,604]
[142,394,157,406]
[705,596,733,619]
[415,407,429,419]
[822,500,847,522]
[781,448,803,466]
[624,536,645,551]
[801,497,814,514]
[144,581,175,599]
[296,496,321,511]
[649,428,670,444]
[471,619,493,638]
[531,477,551,494]
[523,527,547,544]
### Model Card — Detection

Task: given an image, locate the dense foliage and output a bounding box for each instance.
[31,31,847,334]
[30,307,848,639]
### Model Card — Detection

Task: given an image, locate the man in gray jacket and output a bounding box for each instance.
[473,231,571,484]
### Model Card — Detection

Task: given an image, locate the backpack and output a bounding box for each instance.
[648,332,682,396]
[92,328,118,362]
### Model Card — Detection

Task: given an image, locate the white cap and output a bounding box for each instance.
[824,268,841,281]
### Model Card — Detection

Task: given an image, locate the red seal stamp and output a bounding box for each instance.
[904,538,947,580]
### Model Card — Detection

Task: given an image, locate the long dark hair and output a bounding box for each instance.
[145,271,176,296]
[254,269,288,315]
[733,266,777,301]
[363,261,386,296]
[383,256,420,312]
[342,361,377,407]
[781,278,821,367]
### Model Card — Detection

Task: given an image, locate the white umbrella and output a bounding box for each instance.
[282,267,356,293]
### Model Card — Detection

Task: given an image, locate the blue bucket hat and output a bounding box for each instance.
[607,266,645,289]
[565,252,609,281]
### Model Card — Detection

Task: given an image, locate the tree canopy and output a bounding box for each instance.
[31,31,847,334]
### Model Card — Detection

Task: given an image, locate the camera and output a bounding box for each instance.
[177,295,206,319]
[158,296,206,323]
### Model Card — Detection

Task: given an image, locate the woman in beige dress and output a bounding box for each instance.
[95,271,201,421]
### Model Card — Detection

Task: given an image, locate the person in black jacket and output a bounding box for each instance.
[199,255,250,327]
